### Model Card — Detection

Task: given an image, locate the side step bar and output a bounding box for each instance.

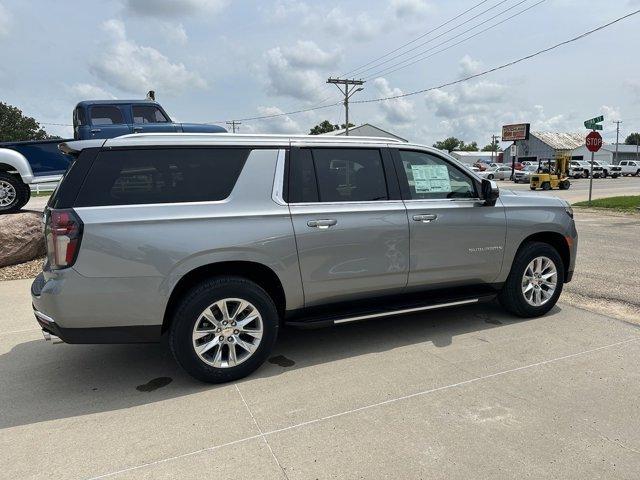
[333,298,478,325]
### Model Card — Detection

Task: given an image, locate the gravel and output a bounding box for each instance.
[0,257,45,281]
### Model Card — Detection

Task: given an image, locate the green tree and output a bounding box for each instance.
[624,132,640,145]
[459,141,479,152]
[309,120,355,135]
[433,137,462,152]
[0,102,57,142]
[481,139,500,152]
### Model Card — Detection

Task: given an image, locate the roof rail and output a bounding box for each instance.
[113,132,405,144]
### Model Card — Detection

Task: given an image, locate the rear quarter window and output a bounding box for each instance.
[74,148,249,207]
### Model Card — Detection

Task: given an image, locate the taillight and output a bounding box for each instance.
[45,209,83,269]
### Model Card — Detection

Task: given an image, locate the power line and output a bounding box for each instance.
[353,0,515,78]
[351,9,640,105]
[342,0,492,77]
[300,0,501,116]
[362,0,544,81]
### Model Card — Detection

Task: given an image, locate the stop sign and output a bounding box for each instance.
[586,131,602,152]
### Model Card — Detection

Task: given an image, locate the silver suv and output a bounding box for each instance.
[32,134,577,382]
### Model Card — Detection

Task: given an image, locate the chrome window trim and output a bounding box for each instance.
[402,198,483,204]
[271,148,287,206]
[289,200,405,208]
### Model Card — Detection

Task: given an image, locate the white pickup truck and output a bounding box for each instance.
[592,160,621,178]
[618,160,640,176]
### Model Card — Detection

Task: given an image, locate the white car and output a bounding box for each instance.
[481,166,512,180]
[618,160,640,176]
[513,165,538,183]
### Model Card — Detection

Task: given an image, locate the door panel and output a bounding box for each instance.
[392,148,506,289]
[290,202,409,305]
[404,199,506,287]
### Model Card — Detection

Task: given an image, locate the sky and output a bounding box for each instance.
[1,0,639,147]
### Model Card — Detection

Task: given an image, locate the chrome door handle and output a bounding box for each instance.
[307,219,337,229]
[90,128,101,133]
[413,214,437,223]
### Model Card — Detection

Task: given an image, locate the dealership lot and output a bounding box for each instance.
[1,208,639,479]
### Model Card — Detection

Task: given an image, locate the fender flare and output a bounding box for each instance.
[0,148,34,184]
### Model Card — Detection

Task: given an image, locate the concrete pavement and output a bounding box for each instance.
[1,276,639,479]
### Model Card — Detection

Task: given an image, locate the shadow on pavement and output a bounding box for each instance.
[1,300,550,430]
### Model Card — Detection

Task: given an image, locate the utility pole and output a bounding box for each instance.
[613,120,622,164]
[490,134,500,163]
[327,78,364,136]
[226,120,241,133]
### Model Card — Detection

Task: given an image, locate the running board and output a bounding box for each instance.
[333,298,478,325]
[284,291,495,328]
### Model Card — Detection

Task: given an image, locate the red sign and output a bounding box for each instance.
[502,123,530,141]
[586,131,602,152]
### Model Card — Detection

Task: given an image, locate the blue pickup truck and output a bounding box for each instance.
[0,99,226,213]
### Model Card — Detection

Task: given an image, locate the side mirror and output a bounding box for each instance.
[481,179,499,206]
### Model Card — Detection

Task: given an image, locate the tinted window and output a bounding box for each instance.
[132,105,170,124]
[288,148,319,203]
[90,106,124,125]
[75,148,249,207]
[312,148,388,202]
[398,150,477,200]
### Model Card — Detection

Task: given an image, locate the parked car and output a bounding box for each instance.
[473,162,488,171]
[513,164,538,183]
[481,166,512,180]
[591,160,620,178]
[32,133,577,383]
[617,160,640,176]
[569,160,592,179]
[0,99,226,213]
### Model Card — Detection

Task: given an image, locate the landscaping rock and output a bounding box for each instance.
[0,211,46,268]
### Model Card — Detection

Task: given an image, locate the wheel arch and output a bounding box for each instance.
[516,232,570,281]
[161,261,287,334]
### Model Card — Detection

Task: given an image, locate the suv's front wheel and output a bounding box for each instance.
[498,242,564,317]
[170,277,279,383]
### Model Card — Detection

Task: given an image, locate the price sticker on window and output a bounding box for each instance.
[410,164,451,193]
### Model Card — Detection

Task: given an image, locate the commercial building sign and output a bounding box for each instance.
[502,123,530,141]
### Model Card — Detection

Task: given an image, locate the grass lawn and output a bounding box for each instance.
[31,191,52,197]
[574,195,640,212]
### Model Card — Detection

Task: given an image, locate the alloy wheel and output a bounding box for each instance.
[0,180,17,207]
[192,298,263,368]
[521,256,557,307]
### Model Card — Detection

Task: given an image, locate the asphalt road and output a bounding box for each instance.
[1,208,639,479]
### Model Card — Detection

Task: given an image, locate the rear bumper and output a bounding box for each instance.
[31,272,162,344]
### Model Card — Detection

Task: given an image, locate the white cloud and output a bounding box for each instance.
[459,54,483,76]
[601,105,621,122]
[158,22,188,45]
[324,8,379,41]
[90,19,206,95]
[373,77,415,124]
[266,0,310,22]
[263,41,340,102]
[0,2,10,37]
[123,0,227,18]
[390,0,433,19]
[68,83,117,100]
[244,106,302,134]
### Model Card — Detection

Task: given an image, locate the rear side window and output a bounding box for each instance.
[132,105,169,124]
[288,148,388,203]
[74,148,249,207]
[90,106,124,125]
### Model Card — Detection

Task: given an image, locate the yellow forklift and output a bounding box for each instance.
[530,151,571,190]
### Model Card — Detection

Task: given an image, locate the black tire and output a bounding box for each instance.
[636,170,640,176]
[0,173,30,214]
[559,180,570,190]
[530,186,536,190]
[541,182,551,190]
[487,174,494,180]
[498,241,565,318]
[170,276,279,383]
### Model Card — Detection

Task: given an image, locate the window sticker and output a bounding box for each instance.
[410,164,451,193]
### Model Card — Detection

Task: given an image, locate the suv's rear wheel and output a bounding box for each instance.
[498,242,564,317]
[0,173,30,213]
[170,277,279,383]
